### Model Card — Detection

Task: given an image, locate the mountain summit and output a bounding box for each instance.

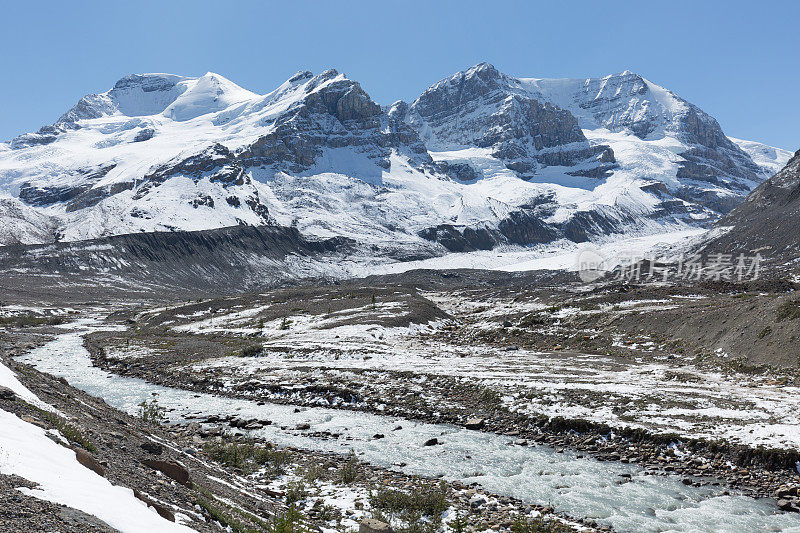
[0,64,790,254]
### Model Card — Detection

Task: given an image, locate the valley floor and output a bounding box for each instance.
[2,270,800,532]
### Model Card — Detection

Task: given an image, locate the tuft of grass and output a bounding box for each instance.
[776,301,800,322]
[338,450,360,484]
[37,409,97,453]
[478,388,502,408]
[447,509,469,533]
[0,314,65,328]
[268,504,310,533]
[301,463,329,483]
[310,498,340,521]
[284,481,307,505]
[194,486,310,533]
[239,344,263,357]
[369,482,448,532]
[758,326,772,339]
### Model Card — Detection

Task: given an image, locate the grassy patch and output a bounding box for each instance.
[369,482,449,532]
[478,388,503,408]
[338,450,360,484]
[34,408,97,453]
[239,344,263,357]
[284,481,307,505]
[0,314,65,328]
[194,486,310,533]
[137,396,167,426]
[203,440,290,477]
[776,301,800,322]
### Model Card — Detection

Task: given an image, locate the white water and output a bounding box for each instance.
[17,319,800,533]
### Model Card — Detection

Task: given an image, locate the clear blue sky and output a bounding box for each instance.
[1,0,797,149]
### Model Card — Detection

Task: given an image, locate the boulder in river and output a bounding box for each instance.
[465,417,485,430]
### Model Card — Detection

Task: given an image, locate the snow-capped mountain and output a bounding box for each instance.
[399,64,779,216]
[0,64,790,253]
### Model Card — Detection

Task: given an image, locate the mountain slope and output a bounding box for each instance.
[700,148,800,272]
[0,64,786,257]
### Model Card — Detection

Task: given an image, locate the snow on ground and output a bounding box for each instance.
[0,362,194,532]
[0,361,57,412]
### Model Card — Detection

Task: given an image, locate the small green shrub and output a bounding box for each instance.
[240,344,263,357]
[268,505,309,533]
[285,481,307,505]
[478,388,502,408]
[369,482,448,531]
[338,450,360,484]
[302,463,329,482]
[447,509,468,533]
[137,395,166,426]
[0,314,65,328]
[37,409,97,453]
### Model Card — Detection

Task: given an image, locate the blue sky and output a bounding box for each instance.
[1,0,797,149]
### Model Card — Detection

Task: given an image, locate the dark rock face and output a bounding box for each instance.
[577,71,653,138]
[239,71,431,176]
[406,62,616,179]
[434,161,479,182]
[18,165,136,214]
[133,128,155,142]
[133,489,175,522]
[675,110,763,201]
[140,442,164,455]
[419,197,628,251]
[0,386,16,400]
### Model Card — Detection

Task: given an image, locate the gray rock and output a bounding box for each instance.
[465,417,485,430]
[777,499,799,512]
[0,386,16,400]
[359,518,393,533]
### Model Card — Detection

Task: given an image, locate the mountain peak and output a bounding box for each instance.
[111,73,187,91]
[467,62,499,74]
